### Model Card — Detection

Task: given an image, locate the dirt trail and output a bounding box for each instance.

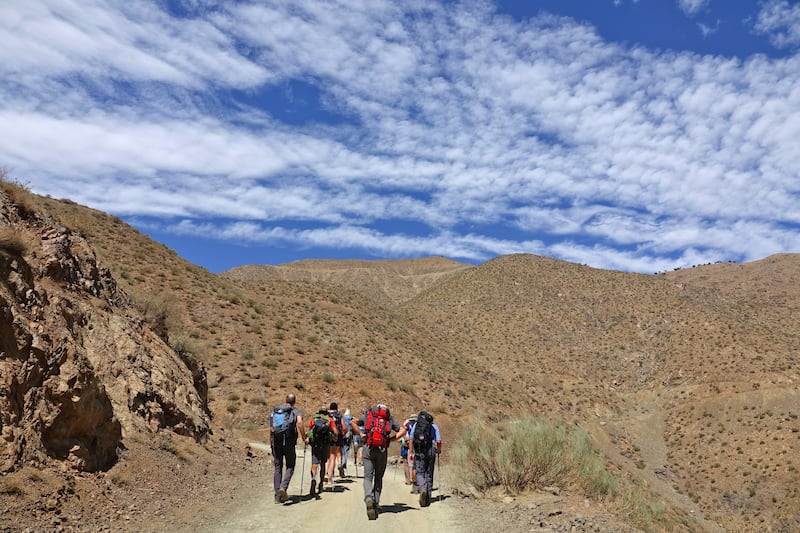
[211,442,455,532]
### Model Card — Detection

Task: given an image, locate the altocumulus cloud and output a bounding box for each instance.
[1,0,799,273]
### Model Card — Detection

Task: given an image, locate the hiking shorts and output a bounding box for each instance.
[311,444,330,465]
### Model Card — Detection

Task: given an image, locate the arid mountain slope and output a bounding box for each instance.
[2,180,799,531]
[222,256,471,306]
[27,192,462,431]
[398,253,800,531]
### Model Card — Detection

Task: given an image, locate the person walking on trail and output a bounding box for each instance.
[352,408,367,466]
[269,393,304,504]
[409,411,442,507]
[304,407,338,496]
[351,404,407,520]
[326,402,347,482]
[400,413,416,486]
[340,408,353,476]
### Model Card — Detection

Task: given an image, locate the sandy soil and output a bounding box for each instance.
[207,442,454,532]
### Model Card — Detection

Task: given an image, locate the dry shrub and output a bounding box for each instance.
[128,289,182,340]
[452,413,675,530]
[618,482,668,530]
[0,225,28,255]
[0,478,24,496]
[0,170,39,218]
[451,412,616,497]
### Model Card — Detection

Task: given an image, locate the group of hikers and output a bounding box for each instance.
[269,393,443,520]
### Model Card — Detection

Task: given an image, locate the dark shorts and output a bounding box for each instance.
[311,444,330,465]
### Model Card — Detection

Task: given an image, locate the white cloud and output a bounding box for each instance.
[753,0,800,49]
[698,21,719,38]
[677,0,710,17]
[0,0,269,88]
[1,0,799,272]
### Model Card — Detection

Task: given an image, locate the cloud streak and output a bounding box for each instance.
[1,0,799,273]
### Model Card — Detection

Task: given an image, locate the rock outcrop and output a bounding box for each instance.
[0,189,210,473]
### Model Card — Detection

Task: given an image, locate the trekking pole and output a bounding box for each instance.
[437,451,442,502]
[301,444,307,496]
[354,440,359,478]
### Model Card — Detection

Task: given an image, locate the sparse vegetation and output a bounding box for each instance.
[451,413,616,497]
[0,225,28,255]
[0,478,24,496]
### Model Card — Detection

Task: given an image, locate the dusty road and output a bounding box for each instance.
[211,442,455,532]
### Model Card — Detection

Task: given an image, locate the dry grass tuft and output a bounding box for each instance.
[0,225,28,255]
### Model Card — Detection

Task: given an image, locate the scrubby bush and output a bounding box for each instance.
[0,169,39,218]
[451,412,616,497]
[0,225,28,255]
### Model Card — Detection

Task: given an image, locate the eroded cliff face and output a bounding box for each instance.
[0,191,210,473]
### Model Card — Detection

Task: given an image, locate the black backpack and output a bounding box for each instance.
[412,411,435,453]
[309,413,333,447]
[330,410,345,440]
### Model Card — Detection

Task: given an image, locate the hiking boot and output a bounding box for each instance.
[419,491,429,507]
[309,480,316,496]
[318,478,324,494]
[278,488,288,503]
[365,496,377,520]
[338,465,346,478]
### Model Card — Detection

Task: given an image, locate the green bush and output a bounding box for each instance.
[451,412,616,497]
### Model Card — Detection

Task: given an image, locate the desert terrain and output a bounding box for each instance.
[1,180,799,531]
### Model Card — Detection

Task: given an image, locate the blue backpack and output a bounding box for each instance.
[271,405,297,437]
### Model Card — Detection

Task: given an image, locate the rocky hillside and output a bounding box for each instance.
[0,183,211,467]
[1,178,799,531]
[0,180,240,531]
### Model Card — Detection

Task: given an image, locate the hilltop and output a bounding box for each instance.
[223,256,471,306]
[1,179,798,531]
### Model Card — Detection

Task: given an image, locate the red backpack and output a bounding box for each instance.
[365,405,391,448]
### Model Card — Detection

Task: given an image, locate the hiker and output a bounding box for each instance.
[352,408,367,466]
[399,434,412,485]
[401,413,416,486]
[340,408,353,476]
[326,402,347,481]
[304,407,339,496]
[269,393,304,504]
[408,411,442,507]
[350,404,406,520]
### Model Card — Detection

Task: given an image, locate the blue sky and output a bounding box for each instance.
[2,0,799,274]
